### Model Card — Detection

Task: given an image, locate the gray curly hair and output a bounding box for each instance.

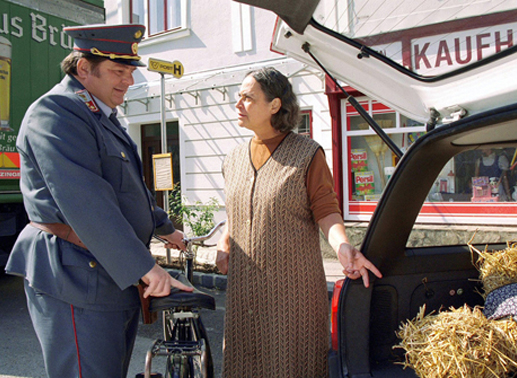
[245,67,301,133]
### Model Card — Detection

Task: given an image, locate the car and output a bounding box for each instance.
[236,1,517,377]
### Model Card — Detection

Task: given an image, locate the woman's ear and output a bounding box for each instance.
[271,98,281,114]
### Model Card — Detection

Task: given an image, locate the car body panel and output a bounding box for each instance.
[271,20,517,124]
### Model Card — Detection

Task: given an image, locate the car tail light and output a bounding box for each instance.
[330,278,345,351]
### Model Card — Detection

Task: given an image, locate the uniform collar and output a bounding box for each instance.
[66,75,116,118]
[91,95,115,119]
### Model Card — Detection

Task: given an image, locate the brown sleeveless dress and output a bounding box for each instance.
[222,132,329,378]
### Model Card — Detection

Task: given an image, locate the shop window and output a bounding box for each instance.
[343,98,517,225]
[296,110,312,138]
[130,0,188,39]
[345,99,425,206]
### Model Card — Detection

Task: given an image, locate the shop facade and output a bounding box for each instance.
[324,8,517,246]
[327,79,517,247]
[105,1,517,245]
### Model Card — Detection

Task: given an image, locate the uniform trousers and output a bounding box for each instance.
[24,280,140,378]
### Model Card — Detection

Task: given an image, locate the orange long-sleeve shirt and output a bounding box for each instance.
[250,132,341,222]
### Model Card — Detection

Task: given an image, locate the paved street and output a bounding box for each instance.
[0,259,342,378]
[0,273,226,378]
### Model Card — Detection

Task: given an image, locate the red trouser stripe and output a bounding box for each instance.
[70,305,83,378]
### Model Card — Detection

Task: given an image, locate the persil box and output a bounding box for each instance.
[351,149,368,172]
[355,171,375,195]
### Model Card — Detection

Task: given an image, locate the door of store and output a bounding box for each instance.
[141,121,181,225]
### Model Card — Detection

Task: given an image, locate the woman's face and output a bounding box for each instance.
[236,75,279,134]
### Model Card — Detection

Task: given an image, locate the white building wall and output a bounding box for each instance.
[104,0,332,217]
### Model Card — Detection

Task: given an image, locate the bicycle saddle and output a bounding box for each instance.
[149,271,216,312]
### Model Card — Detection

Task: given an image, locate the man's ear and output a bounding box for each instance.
[76,58,90,79]
[271,98,281,115]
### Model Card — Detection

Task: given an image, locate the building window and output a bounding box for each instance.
[231,2,252,53]
[343,98,517,225]
[130,0,188,40]
[344,98,425,215]
[296,110,312,138]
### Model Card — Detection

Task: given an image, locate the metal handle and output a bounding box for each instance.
[182,219,227,245]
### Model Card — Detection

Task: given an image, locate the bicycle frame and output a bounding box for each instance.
[139,220,226,378]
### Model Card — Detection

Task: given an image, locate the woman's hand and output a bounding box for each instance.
[336,243,382,288]
[216,225,230,274]
[319,213,382,288]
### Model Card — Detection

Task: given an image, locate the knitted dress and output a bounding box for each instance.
[222,132,329,378]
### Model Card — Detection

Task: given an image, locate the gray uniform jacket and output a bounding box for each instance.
[6,75,173,311]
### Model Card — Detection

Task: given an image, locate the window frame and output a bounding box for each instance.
[129,0,189,44]
[341,97,517,225]
[296,109,313,138]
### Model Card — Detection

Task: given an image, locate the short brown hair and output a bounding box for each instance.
[245,67,301,133]
[61,51,107,76]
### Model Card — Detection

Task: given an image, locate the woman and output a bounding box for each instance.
[216,67,382,378]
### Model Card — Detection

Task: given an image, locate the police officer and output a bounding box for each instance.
[5,24,192,377]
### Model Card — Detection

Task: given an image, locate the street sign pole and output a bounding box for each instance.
[148,58,184,264]
[159,72,171,264]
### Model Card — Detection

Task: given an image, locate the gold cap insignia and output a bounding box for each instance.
[131,43,138,55]
[134,30,142,39]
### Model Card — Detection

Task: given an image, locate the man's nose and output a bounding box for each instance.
[122,72,134,85]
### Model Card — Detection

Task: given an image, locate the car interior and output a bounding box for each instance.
[335,103,517,377]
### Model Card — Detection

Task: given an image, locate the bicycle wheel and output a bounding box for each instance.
[166,354,190,378]
[192,318,214,378]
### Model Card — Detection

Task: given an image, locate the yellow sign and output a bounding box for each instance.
[148,58,184,78]
[0,36,11,130]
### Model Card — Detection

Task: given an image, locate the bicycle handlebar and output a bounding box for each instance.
[153,220,227,246]
[183,219,226,245]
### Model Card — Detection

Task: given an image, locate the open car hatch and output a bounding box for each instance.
[236,0,517,126]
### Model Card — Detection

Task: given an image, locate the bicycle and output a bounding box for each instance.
[136,219,226,378]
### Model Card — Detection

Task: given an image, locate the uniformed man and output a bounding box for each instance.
[5,24,192,378]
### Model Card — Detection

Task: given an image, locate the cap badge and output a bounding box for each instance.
[131,43,138,55]
[134,30,143,39]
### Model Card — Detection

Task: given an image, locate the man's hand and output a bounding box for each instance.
[159,230,186,250]
[141,263,193,298]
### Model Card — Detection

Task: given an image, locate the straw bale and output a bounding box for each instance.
[396,305,517,378]
[470,244,517,297]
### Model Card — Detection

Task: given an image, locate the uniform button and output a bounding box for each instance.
[121,152,126,158]
[89,261,97,268]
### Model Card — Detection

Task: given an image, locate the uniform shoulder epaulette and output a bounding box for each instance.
[75,89,100,113]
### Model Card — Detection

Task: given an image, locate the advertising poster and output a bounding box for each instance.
[0,0,75,180]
